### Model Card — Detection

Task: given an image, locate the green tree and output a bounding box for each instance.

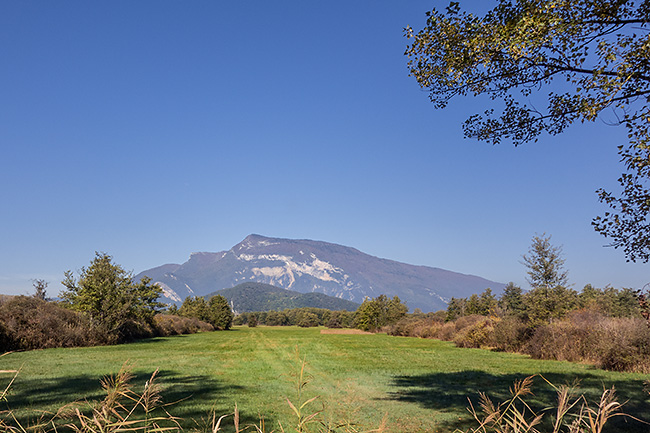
[445,297,467,321]
[207,295,234,330]
[60,252,163,339]
[593,146,650,262]
[465,293,482,315]
[479,288,498,315]
[355,297,383,332]
[522,234,569,289]
[354,295,408,332]
[386,295,409,323]
[523,285,578,325]
[406,1,650,261]
[578,284,604,311]
[265,310,288,326]
[326,310,354,328]
[297,312,319,327]
[612,287,641,317]
[178,296,209,322]
[498,282,525,317]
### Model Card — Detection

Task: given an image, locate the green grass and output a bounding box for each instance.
[2,326,650,432]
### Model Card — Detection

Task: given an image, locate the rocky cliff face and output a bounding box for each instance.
[136,234,504,312]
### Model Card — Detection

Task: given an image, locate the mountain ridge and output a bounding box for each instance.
[207,282,360,314]
[136,234,504,312]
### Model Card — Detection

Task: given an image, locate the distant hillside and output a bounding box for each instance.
[207,282,360,313]
[136,234,505,312]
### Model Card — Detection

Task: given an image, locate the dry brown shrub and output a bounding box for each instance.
[491,316,529,352]
[436,321,458,341]
[523,309,650,372]
[385,314,447,338]
[0,296,106,351]
[153,314,214,336]
[596,317,650,373]
[454,314,487,331]
[453,316,498,348]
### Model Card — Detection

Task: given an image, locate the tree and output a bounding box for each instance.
[32,279,48,301]
[265,310,288,326]
[60,253,163,339]
[406,0,650,260]
[478,288,498,315]
[521,234,569,289]
[179,296,209,321]
[523,285,578,325]
[445,297,467,321]
[297,312,320,327]
[354,295,408,332]
[499,282,525,317]
[593,143,650,262]
[465,293,482,315]
[207,295,234,330]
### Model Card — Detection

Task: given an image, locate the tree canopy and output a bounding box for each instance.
[521,233,569,289]
[406,0,650,261]
[178,295,234,330]
[60,253,163,339]
[354,295,408,332]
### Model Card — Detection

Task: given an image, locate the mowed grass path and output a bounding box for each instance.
[2,326,650,432]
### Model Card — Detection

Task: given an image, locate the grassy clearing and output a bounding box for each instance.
[2,326,649,432]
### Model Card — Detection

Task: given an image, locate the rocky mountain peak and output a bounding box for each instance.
[136,235,504,312]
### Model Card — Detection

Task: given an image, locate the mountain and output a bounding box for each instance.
[135,234,505,312]
[207,282,360,314]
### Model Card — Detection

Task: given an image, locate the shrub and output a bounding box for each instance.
[387,315,445,338]
[597,318,650,373]
[0,296,105,351]
[491,316,529,352]
[452,316,497,349]
[523,310,650,373]
[153,314,214,335]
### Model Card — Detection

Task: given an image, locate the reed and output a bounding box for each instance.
[458,375,641,433]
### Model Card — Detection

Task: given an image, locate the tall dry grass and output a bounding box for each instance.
[456,375,641,433]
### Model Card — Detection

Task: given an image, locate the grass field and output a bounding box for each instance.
[2,326,650,432]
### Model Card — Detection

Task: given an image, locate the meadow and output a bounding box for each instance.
[2,326,650,433]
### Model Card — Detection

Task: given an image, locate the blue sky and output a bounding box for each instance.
[1,1,647,298]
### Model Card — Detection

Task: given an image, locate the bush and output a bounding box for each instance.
[597,317,650,372]
[491,316,529,352]
[387,315,445,338]
[452,316,497,349]
[522,309,650,372]
[0,296,105,351]
[0,297,217,352]
[153,314,214,335]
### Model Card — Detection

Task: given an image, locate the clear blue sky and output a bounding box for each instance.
[1,1,647,298]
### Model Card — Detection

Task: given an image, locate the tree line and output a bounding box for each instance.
[227,294,409,332]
